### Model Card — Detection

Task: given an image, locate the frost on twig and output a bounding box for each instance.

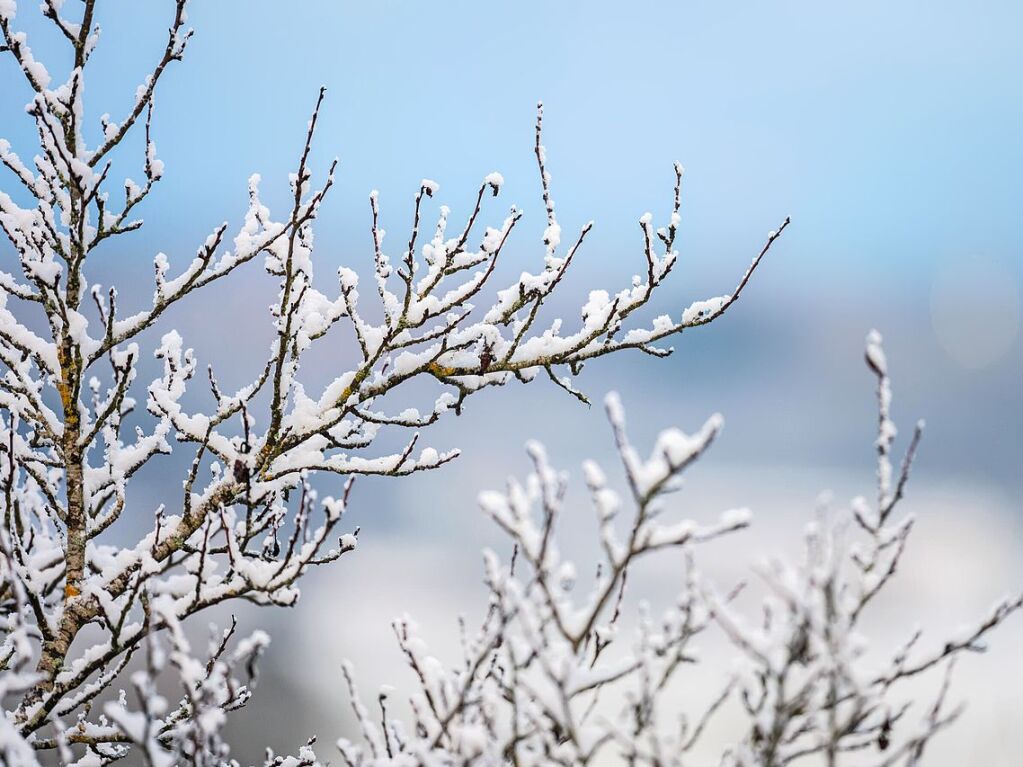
[338,387,749,766]
[0,1,786,763]
[705,331,1021,766]
[336,334,1021,767]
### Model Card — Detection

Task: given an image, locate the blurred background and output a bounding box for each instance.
[2,0,1021,763]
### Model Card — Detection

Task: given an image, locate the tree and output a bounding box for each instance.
[337,332,1022,767]
[0,1,790,763]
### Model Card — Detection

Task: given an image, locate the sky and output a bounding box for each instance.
[2,0,1022,763]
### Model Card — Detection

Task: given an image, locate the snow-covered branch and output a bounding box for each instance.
[0,1,788,763]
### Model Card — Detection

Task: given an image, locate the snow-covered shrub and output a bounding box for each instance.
[0,2,788,763]
[336,333,1022,767]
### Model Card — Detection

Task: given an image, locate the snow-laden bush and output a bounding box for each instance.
[336,332,1022,767]
[0,1,795,763]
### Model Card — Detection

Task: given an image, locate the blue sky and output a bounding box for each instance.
[6,0,1023,287]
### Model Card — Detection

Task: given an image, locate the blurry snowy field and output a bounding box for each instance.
[4,0,1020,762]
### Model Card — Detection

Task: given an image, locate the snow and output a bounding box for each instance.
[865,328,887,375]
[542,220,562,250]
[608,393,723,498]
[682,295,728,325]
[10,32,51,89]
[484,171,504,190]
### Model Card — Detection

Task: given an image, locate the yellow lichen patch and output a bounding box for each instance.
[56,377,73,411]
[64,583,81,598]
[427,362,457,377]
